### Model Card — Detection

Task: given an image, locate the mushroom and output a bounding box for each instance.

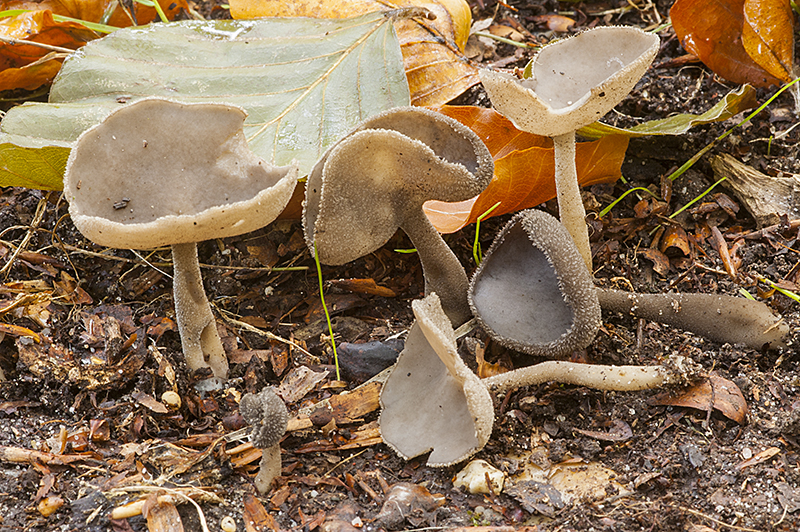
[239,388,289,494]
[303,106,494,326]
[596,288,790,350]
[479,26,660,268]
[63,98,299,387]
[469,209,601,358]
[379,292,494,466]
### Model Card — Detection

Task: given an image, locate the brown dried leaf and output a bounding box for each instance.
[424,106,628,233]
[144,499,184,532]
[328,278,397,297]
[573,420,633,442]
[651,374,748,424]
[229,0,477,106]
[736,446,780,470]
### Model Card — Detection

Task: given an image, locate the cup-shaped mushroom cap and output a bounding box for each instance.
[480,26,659,137]
[469,209,600,358]
[64,98,298,250]
[304,106,493,265]
[379,293,494,467]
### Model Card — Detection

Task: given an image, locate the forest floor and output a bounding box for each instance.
[1,1,800,531]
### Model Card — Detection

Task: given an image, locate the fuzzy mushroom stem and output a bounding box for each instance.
[596,288,790,350]
[553,131,592,269]
[482,357,702,395]
[402,214,472,327]
[171,242,228,382]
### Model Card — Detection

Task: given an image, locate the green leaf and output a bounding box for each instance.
[578,85,757,139]
[0,13,410,190]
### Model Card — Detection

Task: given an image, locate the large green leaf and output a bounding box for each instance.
[0,12,410,190]
[578,85,757,140]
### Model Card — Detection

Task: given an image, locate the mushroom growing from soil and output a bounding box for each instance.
[479,26,660,268]
[239,388,289,494]
[303,107,494,326]
[469,208,601,358]
[596,289,790,350]
[64,98,298,387]
[379,293,494,466]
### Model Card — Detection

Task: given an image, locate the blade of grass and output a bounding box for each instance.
[134,0,169,23]
[669,176,727,219]
[757,275,800,303]
[0,9,119,33]
[473,201,501,266]
[314,242,341,382]
[598,187,658,218]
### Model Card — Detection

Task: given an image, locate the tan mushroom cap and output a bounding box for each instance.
[479,26,659,137]
[469,209,601,357]
[304,106,493,265]
[64,98,298,250]
[379,293,494,467]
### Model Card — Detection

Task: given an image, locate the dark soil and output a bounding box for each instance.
[1,1,799,531]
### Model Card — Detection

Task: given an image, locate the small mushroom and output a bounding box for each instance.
[64,98,299,387]
[469,209,601,358]
[597,288,790,350]
[239,388,289,494]
[379,293,494,466]
[304,107,494,326]
[480,26,660,268]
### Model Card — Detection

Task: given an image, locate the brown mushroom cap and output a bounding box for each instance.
[479,26,659,137]
[240,388,289,449]
[304,106,493,265]
[379,293,494,466]
[64,98,298,250]
[469,209,600,357]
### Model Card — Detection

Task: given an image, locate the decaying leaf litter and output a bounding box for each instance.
[0,0,799,530]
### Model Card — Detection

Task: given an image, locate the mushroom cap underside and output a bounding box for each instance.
[469,209,600,357]
[379,293,494,467]
[64,98,298,249]
[480,26,659,136]
[304,108,493,265]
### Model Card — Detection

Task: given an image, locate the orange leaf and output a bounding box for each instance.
[742,0,795,83]
[670,0,784,87]
[423,105,628,233]
[0,1,189,91]
[228,0,479,106]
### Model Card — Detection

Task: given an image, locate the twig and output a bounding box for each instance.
[679,506,764,532]
[215,308,315,359]
[1,193,50,277]
[0,35,74,53]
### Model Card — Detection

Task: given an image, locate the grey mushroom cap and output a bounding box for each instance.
[64,97,298,250]
[469,209,601,357]
[479,26,660,137]
[240,388,289,449]
[303,106,494,265]
[379,293,494,467]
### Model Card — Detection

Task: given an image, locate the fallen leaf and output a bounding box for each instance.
[671,0,784,87]
[573,420,633,442]
[144,499,184,532]
[132,391,169,414]
[651,374,748,424]
[0,1,190,91]
[228,0,478,106]
[742,0,795,83]
[424,105,628,233]
[578,85,757,139]
[528,14,576,32]
[327,278,396,297]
